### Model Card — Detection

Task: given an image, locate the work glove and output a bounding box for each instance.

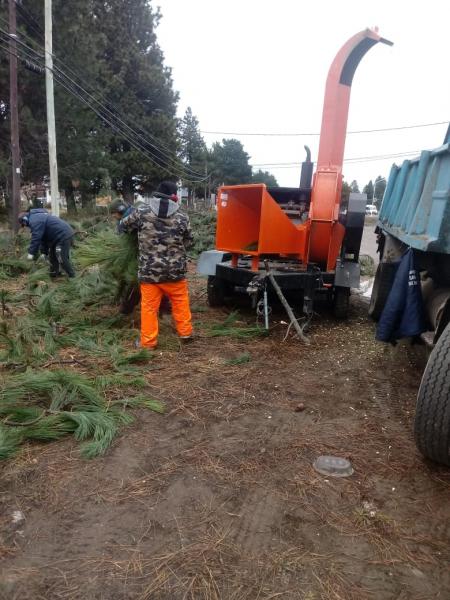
[27,253,35,261]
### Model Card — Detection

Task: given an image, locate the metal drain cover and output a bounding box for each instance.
[313,455,354,477]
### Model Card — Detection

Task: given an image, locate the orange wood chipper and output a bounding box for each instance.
[198,29,393,323]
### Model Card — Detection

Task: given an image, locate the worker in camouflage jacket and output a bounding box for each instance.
[120,181,194,349]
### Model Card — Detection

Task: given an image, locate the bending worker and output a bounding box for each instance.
[120,181,194,349]
[19,208,75,278]
[110,199,141,314]
[110,199,134,233]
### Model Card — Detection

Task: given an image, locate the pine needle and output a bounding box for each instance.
[115,348,153,366]
[0,425,25,459]
[117,396,165,413]
[76,229,138,285]
[1,370,104,407]
[94,374,147,389]
[0,225,167,460]
[226,353,251,365]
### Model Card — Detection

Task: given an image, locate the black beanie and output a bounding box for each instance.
[157,181,178,197]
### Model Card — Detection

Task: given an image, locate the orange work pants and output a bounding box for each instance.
[140,280,193,348]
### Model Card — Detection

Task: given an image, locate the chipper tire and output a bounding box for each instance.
[414,321,450,466]
[368,262,397,321]
[333,286,350,320]
[207,275,229,307]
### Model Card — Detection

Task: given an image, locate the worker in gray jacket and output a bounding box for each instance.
[19,209,75,278]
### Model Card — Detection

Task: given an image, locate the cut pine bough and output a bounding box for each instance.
[203,311,268,339]
[0,370,165,460]
[76,229,138,284]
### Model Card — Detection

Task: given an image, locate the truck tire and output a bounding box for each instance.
[333,286,350,319]
[414,321,450,466]
[207,275,229,307]
[368,262,397,320]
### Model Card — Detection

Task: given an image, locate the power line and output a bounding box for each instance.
[14,0,44,38]
[0,30,208,183]
[0,18,207,182]
[9,7,185,161]
[0,18,184,172]
[201,121,449,137]
[0,40,202,184]
[0,34,427,175]
[251,150,422,169]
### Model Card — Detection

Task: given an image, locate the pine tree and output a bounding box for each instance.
[0,0,179,213]
[179,107,207,203]
[210,139,252,188]
[92,0,179,200]
[251,169,278,187]
[374,175,386,206]
[363,180,374,201]
[350,180,360,193]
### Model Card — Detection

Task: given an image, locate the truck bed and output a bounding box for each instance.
[378,143,450,253]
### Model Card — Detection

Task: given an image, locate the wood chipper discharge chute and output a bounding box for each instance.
[198,28,393,324]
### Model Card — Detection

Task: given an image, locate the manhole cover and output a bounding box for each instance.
[313,455,354,477]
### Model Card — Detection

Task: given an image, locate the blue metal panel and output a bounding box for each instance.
[404,152,430,231]
[378,143,450,254]
[379,164,398,221]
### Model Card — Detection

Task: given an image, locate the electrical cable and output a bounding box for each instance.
[6,18,429,176]
[0,37,425,173]
[251,150,423,168]
[201,122,449,137]
[0,31,208,183]
[0,49,204,185]
[0,21,202,179]
[13,9,445,146]
[14,0,44,38]
[8,9,185,160]
[0,18,207,180]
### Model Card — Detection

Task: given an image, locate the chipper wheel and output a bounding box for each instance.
[414,321,450,466]
[207,275,230,307]
[333,286,350,319]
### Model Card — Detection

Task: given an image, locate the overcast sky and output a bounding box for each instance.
[155,0,449,190]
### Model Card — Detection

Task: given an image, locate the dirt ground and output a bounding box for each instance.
[1,276,450,600]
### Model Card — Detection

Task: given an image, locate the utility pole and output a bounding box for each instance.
[9,0,21,232]
[44,0,59,216]
[204,163,208,209]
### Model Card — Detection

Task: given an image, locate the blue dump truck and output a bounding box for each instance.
[369,125,450,466]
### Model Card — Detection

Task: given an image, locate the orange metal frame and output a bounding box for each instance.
[215,29,392,272]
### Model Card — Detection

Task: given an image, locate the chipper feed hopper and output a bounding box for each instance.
[198,29,393,320]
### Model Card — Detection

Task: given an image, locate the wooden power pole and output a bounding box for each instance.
[44,0,60,215]
[9,0,21,232]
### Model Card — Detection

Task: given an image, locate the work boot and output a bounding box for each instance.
[135,339,157,351]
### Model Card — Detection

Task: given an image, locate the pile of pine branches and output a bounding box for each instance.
[189,210,217,257]
[0,370,163,459]
[76,228,138,284]
[0,225,164,461]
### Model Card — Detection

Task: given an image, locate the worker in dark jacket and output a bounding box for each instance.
[19,209,75,278]
[110,199,140,314]
[120,181,193,349]
[110,199,134,233]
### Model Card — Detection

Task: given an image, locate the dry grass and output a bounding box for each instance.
[1,271,450,600]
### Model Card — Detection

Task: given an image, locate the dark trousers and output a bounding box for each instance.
[120,283,141,314]
[49,237,75,278]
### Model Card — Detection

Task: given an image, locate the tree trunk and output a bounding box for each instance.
[122,176,134,203]
[81,191,94,210]
[65,185,77,215]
